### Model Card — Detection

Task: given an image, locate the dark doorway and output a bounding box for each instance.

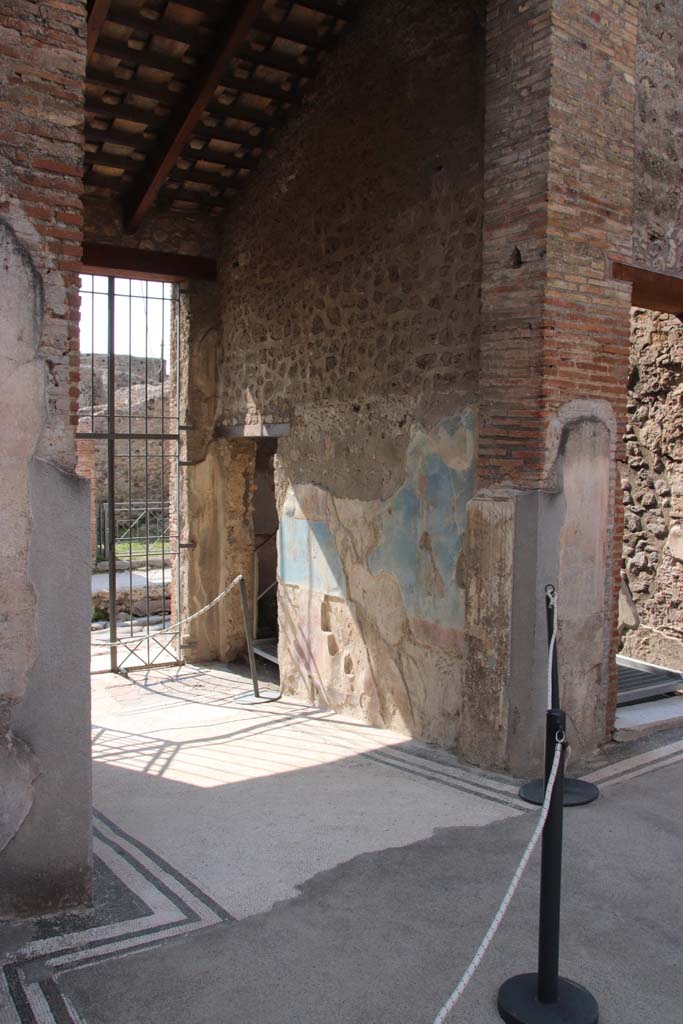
[252,438,279,665]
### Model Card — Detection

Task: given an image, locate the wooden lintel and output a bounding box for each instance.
[81,242,216,282]
[610,260,683,315]
[87,0,113,62]
[124,0,265,232]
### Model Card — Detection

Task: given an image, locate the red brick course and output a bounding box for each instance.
[0,0,86,455]
[480,0,638,734]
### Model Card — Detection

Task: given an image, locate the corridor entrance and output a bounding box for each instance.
[77,274,182,674]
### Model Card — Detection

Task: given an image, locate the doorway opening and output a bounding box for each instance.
[77,274,181,674]
[252,438,279,666]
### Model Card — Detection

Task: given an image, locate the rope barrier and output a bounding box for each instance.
[431,738,564,1024]
[96,574,244,650]
[432,583,567,1022]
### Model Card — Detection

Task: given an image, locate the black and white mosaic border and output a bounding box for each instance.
[2,810,232,1024]
[583,736,683,789]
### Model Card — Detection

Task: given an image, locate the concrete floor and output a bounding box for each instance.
[2,663,682,1024]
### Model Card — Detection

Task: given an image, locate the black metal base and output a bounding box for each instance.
[498,973,599,1023]
[233,689,281,705]
[519,777,599,807]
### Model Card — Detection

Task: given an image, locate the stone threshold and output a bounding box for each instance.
[614,693,683,742]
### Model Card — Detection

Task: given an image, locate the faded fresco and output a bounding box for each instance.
[277,412,476,739]
[368,412,475,645]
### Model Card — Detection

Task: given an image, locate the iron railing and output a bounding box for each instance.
[96,501,170,563]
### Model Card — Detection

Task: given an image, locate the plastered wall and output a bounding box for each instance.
[0,0,91,916]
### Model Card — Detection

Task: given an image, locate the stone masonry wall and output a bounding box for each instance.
[619,0,683,672]
[633,0,683,274]
[182,0,485,746]
[78,353,165,409]
[79,383,173,505]
[83,194,220,260]
[0,0,92,916]
[620,308,683,668]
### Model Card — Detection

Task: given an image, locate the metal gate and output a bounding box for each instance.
[77,274,181,673]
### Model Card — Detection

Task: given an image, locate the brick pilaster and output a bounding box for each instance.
[465,0,638,767]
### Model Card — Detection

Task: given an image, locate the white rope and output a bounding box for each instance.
[432,739,564,1024]
[546,585,558,710]
[96,574,244,649]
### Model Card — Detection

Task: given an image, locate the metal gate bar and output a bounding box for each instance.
[77,274,182,674]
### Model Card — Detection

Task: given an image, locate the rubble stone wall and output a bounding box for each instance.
[78,353,164,409]
[182,0,485,746]
[79,383,173,506]
[620,308,683,669]
[633,0,683,275]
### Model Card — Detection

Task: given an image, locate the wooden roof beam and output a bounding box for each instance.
[125,0,265,232]
[87,0,113,61]
[81,242,216,282]
[610,260,683,316]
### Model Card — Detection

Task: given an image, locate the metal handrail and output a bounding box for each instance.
[252,530,278,636]
[257,579,277,603]
[254,531,277,554]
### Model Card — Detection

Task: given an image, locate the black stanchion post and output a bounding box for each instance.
[519,586,599,808]
[498,710,599,1024]
[537,709,565,1005]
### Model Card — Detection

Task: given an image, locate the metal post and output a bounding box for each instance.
[174,287,182,664]
[537,709,565,1004]
[498,706,598,1024]
[106,276,118,675]
[519,584,599,808]
[239,575,260,698]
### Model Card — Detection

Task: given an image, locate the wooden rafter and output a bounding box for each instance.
[87,147,258,174]
[124,0,266,231]
[84,0,358,221]
[87,65,299,107]
[87,0,112,61]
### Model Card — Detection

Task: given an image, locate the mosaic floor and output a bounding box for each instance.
[2,664,682,1024]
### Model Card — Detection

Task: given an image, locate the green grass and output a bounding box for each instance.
[114,540,166,558]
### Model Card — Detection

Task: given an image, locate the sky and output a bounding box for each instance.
[79,275,173,361]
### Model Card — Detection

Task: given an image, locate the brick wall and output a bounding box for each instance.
[462,0,638,768]
[479,0,637,488]
[0,0,87,469]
